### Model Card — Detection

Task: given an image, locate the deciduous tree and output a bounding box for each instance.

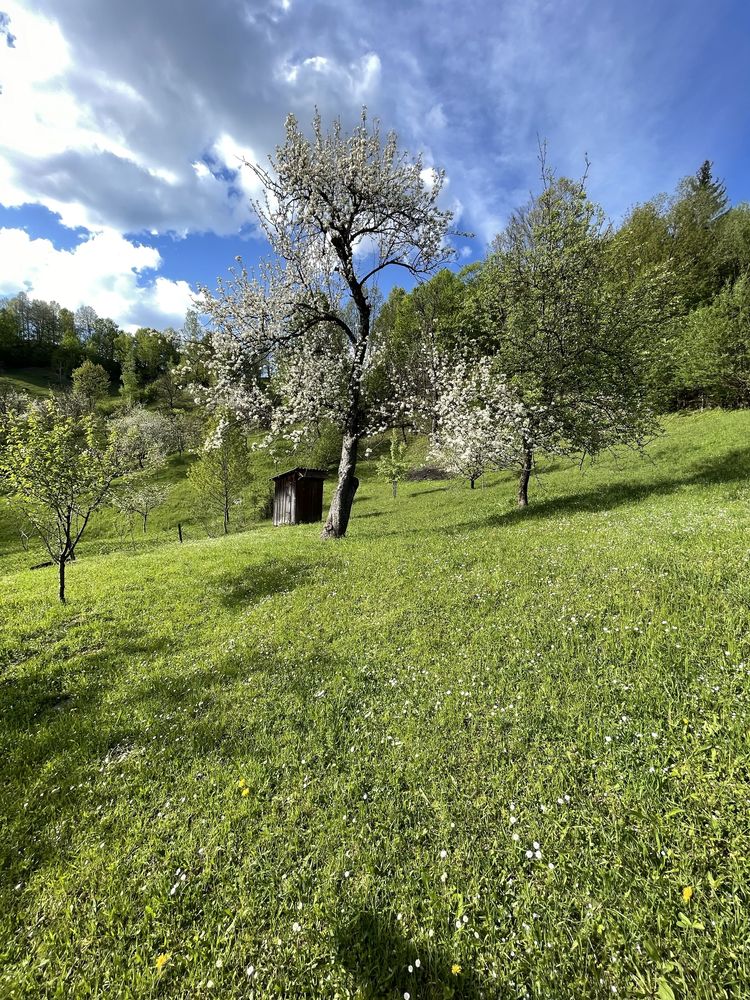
[71,359,110,412]
[200,110,456,539]
[471,159,673,505]
[0,399,128,601]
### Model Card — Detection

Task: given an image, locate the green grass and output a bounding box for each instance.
[1,410,750,999]
[0,366,124,411]
[0,368,66,398]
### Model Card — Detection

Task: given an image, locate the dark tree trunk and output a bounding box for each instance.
[58,558,66,603]
[392,479,397,498]
[518,446,533,507]
[321,432,359,539]
[470,477,476,490]
[321,281,369,540]
[178,522,183,543]
[143,513,148,533]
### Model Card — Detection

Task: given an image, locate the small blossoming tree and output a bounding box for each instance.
[376,431,411,497]
[112,481,168,533]
[0,398,129,601]
[200,110,456,539]
[432,358,555,490]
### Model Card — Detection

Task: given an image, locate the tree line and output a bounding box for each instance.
[0,294,208,407]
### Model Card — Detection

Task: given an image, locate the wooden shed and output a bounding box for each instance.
[271,467,327,526]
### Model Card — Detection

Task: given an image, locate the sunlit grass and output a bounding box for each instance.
[1,409,749,998]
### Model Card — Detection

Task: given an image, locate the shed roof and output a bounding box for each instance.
[270,466,328,482]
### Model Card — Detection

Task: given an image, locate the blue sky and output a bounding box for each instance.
[0,0,749,331]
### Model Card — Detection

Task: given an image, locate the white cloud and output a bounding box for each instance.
[0,1,384,238]
[0,0,744,302]
[0,228,193,331]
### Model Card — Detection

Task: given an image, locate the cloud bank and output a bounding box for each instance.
[0,0,748,327]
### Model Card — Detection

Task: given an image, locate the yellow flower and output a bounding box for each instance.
[241,787,250,797]
[155,953,172,972]
[682,886,694,903]
[237,778,247,788]
[451,963,462,975]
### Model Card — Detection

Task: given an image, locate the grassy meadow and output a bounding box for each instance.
[1,409,750,998]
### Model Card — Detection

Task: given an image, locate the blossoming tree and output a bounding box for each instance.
[432,358,555,490]
[466,160,675,505]
[200,110,456,538]
[0,398,129,601]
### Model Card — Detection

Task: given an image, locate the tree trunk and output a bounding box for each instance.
[470,477,476,490]
[321,432,359,539]
[58,558,66,603]
[143,513,148,533]
[518,447,533,507]
[392,479,397,498]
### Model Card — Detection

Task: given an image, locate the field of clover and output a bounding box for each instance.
[1,408,749,999]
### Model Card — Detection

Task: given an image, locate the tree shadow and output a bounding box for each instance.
[217,557,314,608]
[409,486,449,497]
[368,446,750,541]
[481,446,750,529]
[336,909,483,999]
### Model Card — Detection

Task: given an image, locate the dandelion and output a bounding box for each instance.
[242,787,250,797]
[155,953,171,972]
[237,778,247,788]
[452,963,462,975]
[440,849,448,858]
[292,922,301,933]
[682,886,694,903]
[246,965,255,978]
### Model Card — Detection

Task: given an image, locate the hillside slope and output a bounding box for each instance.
[1,410,750,998]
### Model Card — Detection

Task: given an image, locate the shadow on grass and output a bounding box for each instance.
[410,486,450,496]
[336,909,482,999]
[367,446,750,542]
[217,555,314,608]
[482,446,750,530]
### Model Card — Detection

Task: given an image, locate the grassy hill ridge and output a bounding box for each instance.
[1,410,750,998]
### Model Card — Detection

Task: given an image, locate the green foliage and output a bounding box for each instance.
[186,426,252,534]
[71,359,110,412]
[376,430,411,496]
[468,166,673,480]
[1,411,749,995]
[307,421,344,470]
[0,398,127,599]
[671,271,750,407]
